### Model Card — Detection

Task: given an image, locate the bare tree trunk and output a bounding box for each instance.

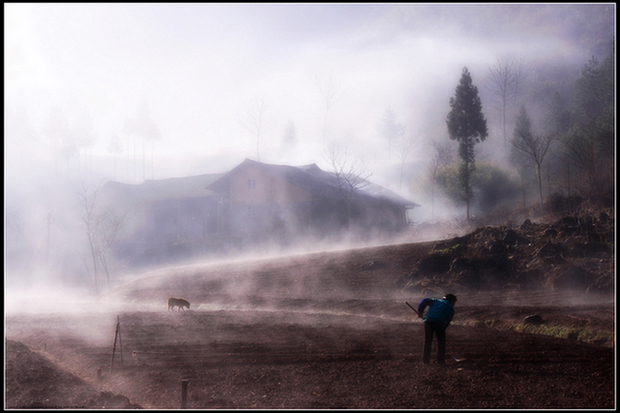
[87,235,99,294]
[537,162,544,213]
[466,167,471,222]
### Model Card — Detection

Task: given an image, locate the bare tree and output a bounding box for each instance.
[377,106,405,161]
[393,132,419,190]
[426,140,455,219]
[107,134,124,181]
[314,71,344,142]
[279,119,298,157]
[124,99,161,180]
[74,110,97,183]
[542,92,573,197]
[511,106,553,211]
[79,182,128,293]
[486,55,529,154]
[323,141,372,227]
[241,97,272,162]
[561,53,614,205]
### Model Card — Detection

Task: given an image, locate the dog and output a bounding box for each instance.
[167,297,190,311]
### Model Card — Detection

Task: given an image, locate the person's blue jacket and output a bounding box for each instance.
[417,298,454,329]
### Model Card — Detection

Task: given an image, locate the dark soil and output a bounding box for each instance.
[5,207,615,409]
[5,295,614,409]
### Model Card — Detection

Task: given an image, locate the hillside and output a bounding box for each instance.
[105,205,614,308]
[6,206,615,409]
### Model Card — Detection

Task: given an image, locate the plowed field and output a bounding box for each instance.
[5,219,616,409]
[5,288,614,409]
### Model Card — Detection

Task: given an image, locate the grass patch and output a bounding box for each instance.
[513,323,614,347]
[459,318,614,347]
[431,244,462,256]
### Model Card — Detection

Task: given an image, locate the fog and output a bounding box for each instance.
[4,4,615,307]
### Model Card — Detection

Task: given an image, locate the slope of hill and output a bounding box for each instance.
[105,206,614,308]
[6,207,614,409]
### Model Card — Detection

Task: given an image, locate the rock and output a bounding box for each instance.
[524,314,543,325]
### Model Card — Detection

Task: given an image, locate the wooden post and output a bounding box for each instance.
[97,368,102,381]
[118,316,124,371]
[181,379,189,408]
[110,315,120,375]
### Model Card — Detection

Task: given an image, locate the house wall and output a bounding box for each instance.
[108,166,414,265]
[358,200,409,233]
[228,165,313,247]
[114,196,223,266]
[229,164,312,205]
[225,165,411,247]
[145,197,219,244]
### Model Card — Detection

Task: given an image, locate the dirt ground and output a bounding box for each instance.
[5,255,615,409]
[5,296,615,409]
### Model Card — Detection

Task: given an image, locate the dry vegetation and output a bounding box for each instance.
[5,206,615,409]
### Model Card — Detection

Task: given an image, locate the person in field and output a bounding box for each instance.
[417,294,457,365]
[167,297,190,311]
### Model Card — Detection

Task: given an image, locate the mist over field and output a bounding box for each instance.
[4,4,615,305]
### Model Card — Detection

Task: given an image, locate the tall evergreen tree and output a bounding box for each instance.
[446,67,488,221]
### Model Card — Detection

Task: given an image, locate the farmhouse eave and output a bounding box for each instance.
[205,158,419,208]
[102,173,225,205]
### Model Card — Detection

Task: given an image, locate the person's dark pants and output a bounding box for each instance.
[423,320,447,365]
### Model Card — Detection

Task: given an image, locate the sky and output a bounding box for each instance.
[4,3,615,213]
[3,3,615,294]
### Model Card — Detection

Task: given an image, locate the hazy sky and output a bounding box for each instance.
[3,3,615,294]
[5,3,614,187]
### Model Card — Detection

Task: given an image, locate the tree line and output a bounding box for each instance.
[433,47,614,221]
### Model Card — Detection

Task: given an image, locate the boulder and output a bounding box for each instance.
[524,314,544,325]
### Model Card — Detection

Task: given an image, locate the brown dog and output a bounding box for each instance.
[167,297,190,311]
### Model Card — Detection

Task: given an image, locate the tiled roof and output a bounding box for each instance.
[102,159,419,209]
[206,158,419,208]
[102,173,224,205]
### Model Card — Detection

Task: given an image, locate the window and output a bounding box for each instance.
[247,178,256,190]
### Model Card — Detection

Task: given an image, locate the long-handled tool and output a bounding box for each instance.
[405,301,423,318]
[405,301,465,363]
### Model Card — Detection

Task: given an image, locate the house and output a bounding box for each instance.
[206,159,419,248]
[101,173,226,266]
[104,158,419,265]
